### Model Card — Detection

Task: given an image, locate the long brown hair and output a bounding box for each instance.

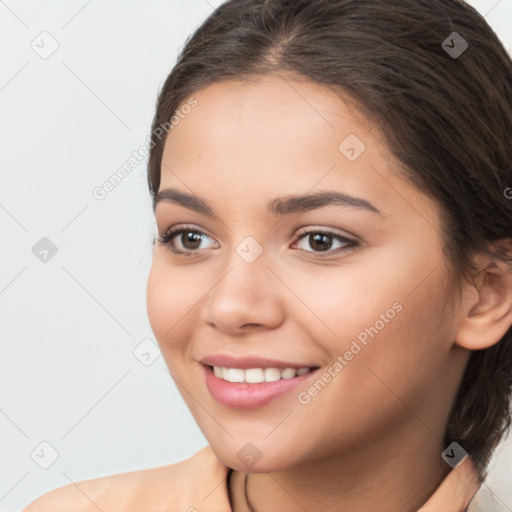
[147,0,512,478]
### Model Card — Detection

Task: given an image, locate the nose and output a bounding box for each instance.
[199,246,286,336]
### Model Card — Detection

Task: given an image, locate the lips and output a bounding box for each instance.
[199,354,321,409]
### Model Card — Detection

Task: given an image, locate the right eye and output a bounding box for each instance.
[157,225,219,255]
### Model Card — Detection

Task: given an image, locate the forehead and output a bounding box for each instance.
[166,74,374,151]
[162,75,379,182]
[159,74,440,229]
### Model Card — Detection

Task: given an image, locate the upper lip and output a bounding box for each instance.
[199,354,318,370]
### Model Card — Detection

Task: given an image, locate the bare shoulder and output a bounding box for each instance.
[23,445,230,512]
[21,463,176,512]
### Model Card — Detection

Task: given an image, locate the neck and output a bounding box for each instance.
[240,420,450,512]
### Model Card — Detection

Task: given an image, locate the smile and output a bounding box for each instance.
[203,364,320,409]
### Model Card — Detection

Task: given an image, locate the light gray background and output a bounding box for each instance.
[1,1,511,511]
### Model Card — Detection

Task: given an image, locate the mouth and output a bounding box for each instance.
[201,363,320,409]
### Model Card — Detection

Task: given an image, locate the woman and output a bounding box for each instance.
[24,0,512,510]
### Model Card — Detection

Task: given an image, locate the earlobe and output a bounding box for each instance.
[455,253,512,351]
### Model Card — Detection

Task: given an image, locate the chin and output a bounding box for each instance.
[209,439,299,473]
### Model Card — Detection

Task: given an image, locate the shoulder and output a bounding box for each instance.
[467,482,511,512]
[419,456,482,512]
[22,444,231,512]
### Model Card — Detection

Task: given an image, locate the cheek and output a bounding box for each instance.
[146,261,170,341]
[287,275,452,454]
[289,244,451,395]
[337,276,449,411]
[146,259,202,355]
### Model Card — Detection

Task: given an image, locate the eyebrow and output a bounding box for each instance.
[154,188,383,217]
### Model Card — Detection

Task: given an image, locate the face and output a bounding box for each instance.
[147,74,469,472]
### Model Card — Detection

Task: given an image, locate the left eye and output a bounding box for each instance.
[292,231,357,254]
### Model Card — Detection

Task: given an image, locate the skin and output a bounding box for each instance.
[146,74,511,512]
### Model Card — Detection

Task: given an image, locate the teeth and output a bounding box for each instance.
[264,368,281,382]
[227,368,245,383]
[245,368,264,383]
[212,366,312,383]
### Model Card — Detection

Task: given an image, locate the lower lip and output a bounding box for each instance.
[203,364,319,409]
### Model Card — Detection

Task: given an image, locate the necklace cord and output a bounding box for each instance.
[244,472,256,512]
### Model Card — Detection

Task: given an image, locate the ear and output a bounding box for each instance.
[455,241,512,351]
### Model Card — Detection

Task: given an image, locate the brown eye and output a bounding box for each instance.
[308,233,334,252]
[157,226,218,255]
[180,231,204,250]
[293,229,357,255]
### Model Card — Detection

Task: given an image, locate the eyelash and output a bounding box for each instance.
[157,224,359,258]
